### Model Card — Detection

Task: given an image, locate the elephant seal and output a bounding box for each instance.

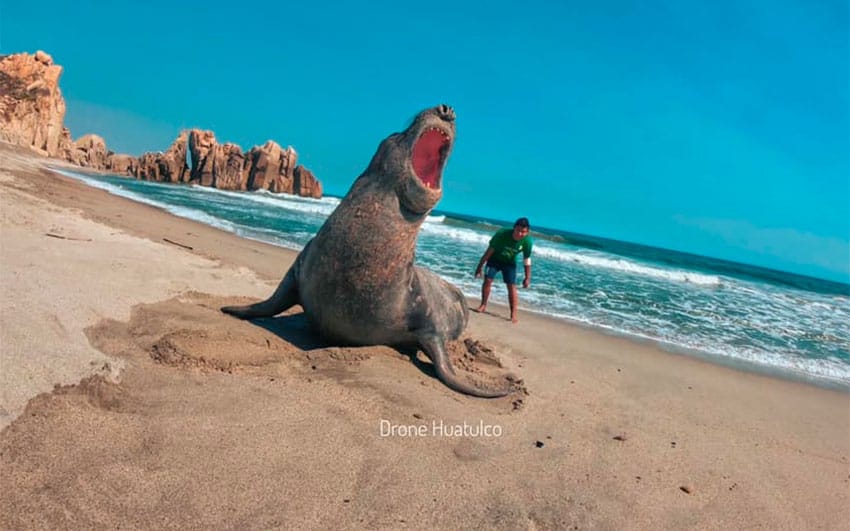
[222,104,508,398]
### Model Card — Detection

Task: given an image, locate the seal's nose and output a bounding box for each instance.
[436,104,455,122]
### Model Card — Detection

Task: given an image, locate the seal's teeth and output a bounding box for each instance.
[425,126,450,140]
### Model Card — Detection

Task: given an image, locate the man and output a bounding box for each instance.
[474,217,533,323]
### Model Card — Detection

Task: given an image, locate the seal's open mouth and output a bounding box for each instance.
[411,127,451,190]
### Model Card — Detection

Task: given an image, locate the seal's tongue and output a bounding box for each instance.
[412,128,449,189]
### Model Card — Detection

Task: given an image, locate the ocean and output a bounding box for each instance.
[55,169,850,389]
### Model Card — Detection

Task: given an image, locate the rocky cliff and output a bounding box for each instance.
[0,51,322,198]
[0,51,70,157]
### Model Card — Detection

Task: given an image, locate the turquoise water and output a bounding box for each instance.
[57,169,850,389]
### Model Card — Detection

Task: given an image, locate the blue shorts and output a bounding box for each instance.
[485,260,517,285]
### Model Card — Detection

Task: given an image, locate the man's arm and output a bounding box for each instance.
[522,238,533,288]
[522,257,532,288]
[475,247,495,277]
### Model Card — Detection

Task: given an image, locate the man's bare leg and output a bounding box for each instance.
[477,278,493,312]
[508,283,519,323]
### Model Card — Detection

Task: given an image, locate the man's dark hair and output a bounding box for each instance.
[514,217,530,230]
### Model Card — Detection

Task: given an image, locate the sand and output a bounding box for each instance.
[1,142,848,529]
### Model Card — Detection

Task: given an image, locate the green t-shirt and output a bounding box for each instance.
[489,228,533,265]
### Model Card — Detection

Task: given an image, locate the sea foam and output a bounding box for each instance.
[533,246,722,287]
[53,169,239,234]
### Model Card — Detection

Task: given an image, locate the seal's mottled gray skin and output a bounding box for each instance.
[222,105,508,397]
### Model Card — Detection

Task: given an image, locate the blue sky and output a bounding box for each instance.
[2,1,848,282]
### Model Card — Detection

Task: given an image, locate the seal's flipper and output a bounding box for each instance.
[222,266,299,319]
[418,334,510,398]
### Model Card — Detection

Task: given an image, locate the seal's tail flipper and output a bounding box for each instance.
[221,267,299,319]
[419,335,510,398]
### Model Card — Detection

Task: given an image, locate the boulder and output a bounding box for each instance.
[293,165,323,198]
[106,153,136,174]
[69,134,108,168]
[212,143,247,191]
[188,129,218,186]
[132,131,189,183]
[245,140,298,192]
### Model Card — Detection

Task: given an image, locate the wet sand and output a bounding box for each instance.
[1,142,848,529]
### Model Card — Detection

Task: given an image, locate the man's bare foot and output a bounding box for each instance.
[476,304,487,313]
[511,314,519,324]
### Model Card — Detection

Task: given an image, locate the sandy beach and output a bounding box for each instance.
[1,142,848,529]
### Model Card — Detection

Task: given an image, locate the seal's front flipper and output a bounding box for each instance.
[222,267,299,319]
[418,334,510,398]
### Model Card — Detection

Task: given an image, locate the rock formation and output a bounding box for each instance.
[293,165,321,197]
[245,141,297,192]
[68,134,108,168]
[106,153,136,174]
[129,130,322,197]
[0,51,70,157]
[133,131,190,183]
[0,51,322,198]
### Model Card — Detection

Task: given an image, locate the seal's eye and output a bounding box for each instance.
[411,128,450,190]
